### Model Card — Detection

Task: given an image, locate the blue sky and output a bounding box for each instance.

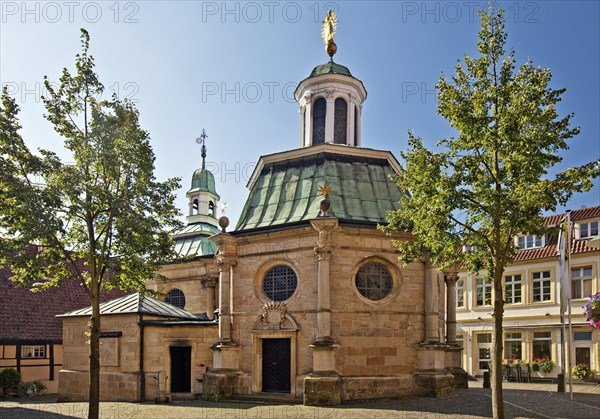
[1,1,599,226]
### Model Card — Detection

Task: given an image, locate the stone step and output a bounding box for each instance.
[229,393,303,405]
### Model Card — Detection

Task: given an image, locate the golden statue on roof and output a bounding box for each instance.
[321,10,337,60]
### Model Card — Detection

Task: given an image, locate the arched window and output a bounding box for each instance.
[208,201,215,217]
[355,262,393,301]
[354,106,358,146]
[166,289,186,309]
[334,98,347,144]
[192,198,199,213]
[263,265,297,301]
[312,98,326,145]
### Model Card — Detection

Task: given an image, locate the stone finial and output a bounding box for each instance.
[218,215,229,232]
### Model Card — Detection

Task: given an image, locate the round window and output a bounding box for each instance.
[263,265,297,301]
[355,262,393,301]
[165,288,186,309]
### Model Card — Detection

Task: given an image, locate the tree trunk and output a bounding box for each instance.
[88,288,101,419]
[491,267,505,419]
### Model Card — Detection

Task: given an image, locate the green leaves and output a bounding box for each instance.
[0,29,182,294]
[385,6,598,275]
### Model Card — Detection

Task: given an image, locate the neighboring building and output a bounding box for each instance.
[57,22,466,404]
[57,138,221,402]
[0,264,123,394]
[456,206,600,380]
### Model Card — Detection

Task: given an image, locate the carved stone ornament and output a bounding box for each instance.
[253,301,298,331]
[201,276,218,288]
[325,86,336,99]
[444,274,459,285]
[314,244,333,261]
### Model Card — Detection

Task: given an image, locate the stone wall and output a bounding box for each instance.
[226,224,427,400]
[58,313,218,402]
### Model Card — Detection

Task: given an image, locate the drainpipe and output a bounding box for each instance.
[139,314,145,402]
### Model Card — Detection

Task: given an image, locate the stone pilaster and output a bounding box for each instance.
[445,273,458,344]
[203,232,242,401]
[201,276,218,321]
[444,271,468,388]
[304,217,341,406]
[423,254,440,344]
[413,254,455,397]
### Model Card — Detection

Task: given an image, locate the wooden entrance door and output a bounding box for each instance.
[262,338,291,393]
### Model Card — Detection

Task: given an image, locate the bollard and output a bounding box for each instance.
[557,373,565,393]
[483,371,491,388]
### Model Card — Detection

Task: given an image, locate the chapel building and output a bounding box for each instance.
[57,16,465,404]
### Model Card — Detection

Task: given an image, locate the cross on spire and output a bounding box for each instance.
[196,129,208,169]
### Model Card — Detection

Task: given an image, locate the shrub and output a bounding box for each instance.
[17,381,47,397]
[0,369,21,394]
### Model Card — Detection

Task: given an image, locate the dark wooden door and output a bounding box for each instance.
[170,346,191,393]
[262,338,291,393]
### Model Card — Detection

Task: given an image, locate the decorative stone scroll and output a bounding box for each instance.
[253,301,298,331]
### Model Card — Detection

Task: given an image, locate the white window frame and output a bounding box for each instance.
[456,279,465,308]
[517,234,545,250]
[579,221,599,239]
[476,278,492,306]
[532,271,552,302]
[571,266,593,299]
[504,332,522,360]
[504,274,522,304]
[21,345,45,359]
[532,331,552,359]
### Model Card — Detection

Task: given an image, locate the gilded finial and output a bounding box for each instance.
[321,10,337,60]
[196,129,208,169]
[318,183,331,198]
[220,201,228,215]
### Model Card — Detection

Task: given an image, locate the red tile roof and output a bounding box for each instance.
[0,264,125,343]
[514,205,600,262]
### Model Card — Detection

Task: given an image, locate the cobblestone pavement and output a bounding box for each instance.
[1,382,598,418]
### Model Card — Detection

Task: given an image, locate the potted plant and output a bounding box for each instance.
[583,292,600,330]
[530,357,554,375]
[572,363,591,380]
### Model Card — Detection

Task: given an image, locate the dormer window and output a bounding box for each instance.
[580,221,598,239]
[517,234,544,250]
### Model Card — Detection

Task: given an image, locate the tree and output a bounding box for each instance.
[0,29,182,419]
[383,7,599,419]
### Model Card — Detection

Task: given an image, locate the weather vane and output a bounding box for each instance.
[196,129,208,169]
[321,10,337,60]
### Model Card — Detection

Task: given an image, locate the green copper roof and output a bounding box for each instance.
[235,152,402,232]
[309,61,352,78]
[171,222,219,258]
[173,235,217,258]
[189,168,220,198]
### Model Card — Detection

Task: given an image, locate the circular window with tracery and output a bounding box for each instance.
[165,288,186,309]
[355,262,393,301]
[263,265,297,302]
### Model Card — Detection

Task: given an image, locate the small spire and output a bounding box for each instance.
[321,10,337,61]
[196,129,208,169]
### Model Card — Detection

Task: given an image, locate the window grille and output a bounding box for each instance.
[166,289,186,309]
[355,262,393,301]
[263,265,297,301]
